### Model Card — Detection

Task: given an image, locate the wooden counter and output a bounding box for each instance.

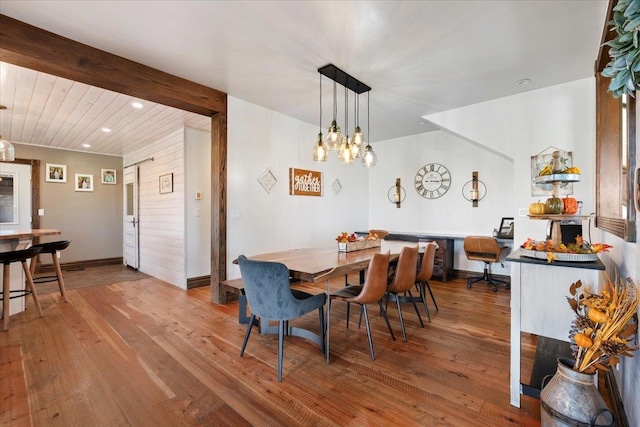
[0,229,61,315]
[0,228,62,241]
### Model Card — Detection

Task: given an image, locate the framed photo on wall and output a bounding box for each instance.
[45,163,67,183]
[75,173,94,192]
[101,169,117,184]
[159,173,173,194]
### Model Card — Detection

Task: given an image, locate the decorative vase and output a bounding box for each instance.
[540,358,614,427]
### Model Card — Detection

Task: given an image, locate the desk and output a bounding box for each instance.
[506,249,605,407]
[1,229,61,315]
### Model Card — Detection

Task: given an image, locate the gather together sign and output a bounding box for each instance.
[289,168,323,197]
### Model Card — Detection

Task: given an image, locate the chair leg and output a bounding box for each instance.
[51,252,68,302]
[346,302,350,329]
[406,290,424,328]
[22,261,43,317]
[362,304,375,360]
[378,300,396,341]
[424,280,438,311]
[418,282,431,322]
[278,321,284,382]
[240,314,256,356]
[2,264,9,331]
[395,295,407,342]
[318,306,325,355]
[326,298,331,364]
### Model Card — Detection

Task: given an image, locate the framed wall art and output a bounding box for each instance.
[101,169,117,184]
[159,173,173,194]
[75,174,94,192]
[45,163,67,183]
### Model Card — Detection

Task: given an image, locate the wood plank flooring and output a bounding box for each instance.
[1,270,540,426]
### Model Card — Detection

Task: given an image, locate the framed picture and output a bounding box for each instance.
[75,174,94,192]
[101,169,117,184]
[159,173,173,194]
[45,163,67,183]
[497,217,514,239]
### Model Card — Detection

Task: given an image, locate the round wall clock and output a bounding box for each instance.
[415,163,451,199]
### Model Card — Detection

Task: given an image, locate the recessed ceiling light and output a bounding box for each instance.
[101,128,111,133]
[82,143,91,148]
[132,102,143,109]
[515,78,531,86]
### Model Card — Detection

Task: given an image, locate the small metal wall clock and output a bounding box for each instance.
[414,163,451,199]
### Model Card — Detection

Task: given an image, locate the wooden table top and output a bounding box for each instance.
[0,229,61,240]
[243,240,416,283]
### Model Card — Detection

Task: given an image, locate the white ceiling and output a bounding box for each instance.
[0,1,608,157]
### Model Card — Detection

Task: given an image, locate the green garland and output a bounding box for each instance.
[602,0,640,97]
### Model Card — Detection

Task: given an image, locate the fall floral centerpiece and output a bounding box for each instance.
[521,236,612,263]
[567,276,638,373]
[335,231,381,252]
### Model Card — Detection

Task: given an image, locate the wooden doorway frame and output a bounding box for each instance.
[0,15,229,303]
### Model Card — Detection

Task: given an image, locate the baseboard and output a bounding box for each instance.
[453,269,511,283]
[36,257,123,273]
[187,275,210,289]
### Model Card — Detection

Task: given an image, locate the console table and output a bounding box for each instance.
[506,249,605,407]
[356,231,455,282]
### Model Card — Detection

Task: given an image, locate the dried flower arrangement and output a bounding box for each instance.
[567,276,638,373]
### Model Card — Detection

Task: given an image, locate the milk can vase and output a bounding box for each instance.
[540,358,614,427]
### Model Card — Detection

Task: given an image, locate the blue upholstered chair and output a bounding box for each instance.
[237,255,326,382]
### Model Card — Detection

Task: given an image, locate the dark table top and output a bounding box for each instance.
[506,249,605,271]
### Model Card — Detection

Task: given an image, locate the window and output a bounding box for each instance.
[595,73,636,241]
[0,172,18,224]
[595,1,637,242]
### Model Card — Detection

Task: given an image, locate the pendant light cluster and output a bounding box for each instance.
[313,64,376,167]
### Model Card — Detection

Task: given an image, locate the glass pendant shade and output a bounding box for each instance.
[339,136,354,164]
[0,136,15,162]
[326,120,342,151]
[351,126,363,158]
[313,132,328,162]
[361,144,377,168]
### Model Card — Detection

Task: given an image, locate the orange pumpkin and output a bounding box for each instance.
[562,197,579,214]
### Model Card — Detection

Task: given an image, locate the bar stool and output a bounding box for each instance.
[29,240,71,302]
[1,246,44,331]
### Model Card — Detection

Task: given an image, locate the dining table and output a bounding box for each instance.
[239,240,420,358]
[0,228,62,316]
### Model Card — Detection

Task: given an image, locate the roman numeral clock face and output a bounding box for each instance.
[415,163,451,199]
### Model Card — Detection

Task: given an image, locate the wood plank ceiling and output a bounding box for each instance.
[0,61,211,157]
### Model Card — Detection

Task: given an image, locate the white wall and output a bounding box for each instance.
[369,130,514,274]
[185,127,211,278]
[226,96,370,279]
[424,78,596,248]
[425,77,638,426]
[124,129,186,288]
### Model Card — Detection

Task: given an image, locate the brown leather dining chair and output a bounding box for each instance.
[415,242,438,321]
[463,236,510,292]
[385,245,421,342]
[326,251,395,362]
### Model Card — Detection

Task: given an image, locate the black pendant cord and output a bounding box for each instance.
[332,77,338,122]
[367,91,370,143]
[319,73,322,132]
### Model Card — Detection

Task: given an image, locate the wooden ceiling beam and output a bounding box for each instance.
[0,14,226,117]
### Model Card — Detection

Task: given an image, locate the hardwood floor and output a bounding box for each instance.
[1,270,540,426]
